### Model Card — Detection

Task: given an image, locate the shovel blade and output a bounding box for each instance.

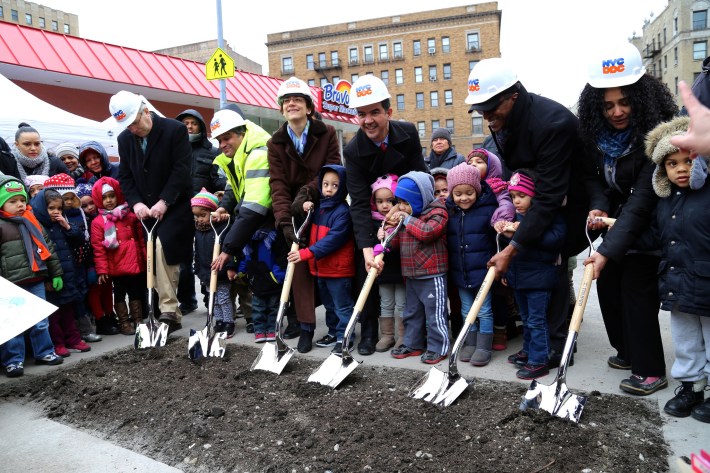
[250,341,295,375]
[135,320,169,349]
[187,328,209,361]
[520,380,587,423]
[408,367,448,403]
[308,354,361,388]
[433,376,472,408]
[208,331,227,358]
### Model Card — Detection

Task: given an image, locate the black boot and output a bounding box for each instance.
[96,314,119,335]
[297,330,314,353]
[691,397,710,423]
[664,381,705,417]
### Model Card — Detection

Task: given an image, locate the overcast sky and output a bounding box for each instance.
[43,0,669,107]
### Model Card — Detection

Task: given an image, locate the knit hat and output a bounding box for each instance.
[467,148,490,165]
[53,142,79,160]
[431,128,452,144]
[394,176,425,216]
[101,183,115,195]
[508,171,535,197]
[447,162,481,196]
[370,173,398,210]
[0,178,28,208]
[191,187,219,211]
[644,116,697,198]
[75,183,93,199]
[43,173,77,196]
[24,174,48,189]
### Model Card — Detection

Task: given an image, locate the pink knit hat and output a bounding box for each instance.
[191,187,219,211]
[447,162,481,196]
[370,174,398,211]
[508,171,535,197]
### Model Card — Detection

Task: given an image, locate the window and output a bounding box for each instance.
[427,38,436,54]
[64,24,70,34]
[393,41,403,59]
[379,44,388,61]
[694,41,707,60]
[0,7,3,18]
[415,67,423,83]
[432,120,440,130]
[675,76,679,95]
[446,119,454,134]
[416,93,424,109]
[332,76,340,84]
[472,116,484,135]
[351,73,359,82]
[467,33,480,51]
[307,79,315,86]
[381,70,389,86]
[349,47,359,65]
[429,65,437,81]
[693,10,708,30]
[11,9,18,21]
[469,60,479,71]
[443,64,452,80]
[674,16,678,35]
[364,46,374,63]
[282,57,294,74]
[306,54,314,70]
[318,52,327,68]
[39,17,45,28]
[331,51,339,67]
[417,121,426,137]
[395,69,403,85]
[51,20,58,31]
[444,90,453,105]
[396,94,405,111]
[320,78,328,88]
[674,47,678,65]
[442,36,450,53]
[663,27,667,45]
[664,55,667,69]
[25,13,32,25]
[430,91,439,108]
[413,40,421,56]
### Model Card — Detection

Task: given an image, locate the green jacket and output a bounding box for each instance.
[0,216,63,285]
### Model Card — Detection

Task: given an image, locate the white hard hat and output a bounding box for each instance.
[587,42,646,88]
[109,91,145,129]
[210,109,246,138]
[276,77,313,107]
[348,74,391,109]
[465,58,519,110]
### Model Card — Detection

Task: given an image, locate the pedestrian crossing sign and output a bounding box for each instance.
[206,48,235,80]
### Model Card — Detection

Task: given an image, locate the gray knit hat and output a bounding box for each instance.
[431,128,451,144]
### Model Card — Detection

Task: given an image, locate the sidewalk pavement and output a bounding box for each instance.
[0,255,707,472]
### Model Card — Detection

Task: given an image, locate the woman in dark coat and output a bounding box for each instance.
[267,77,342,352]
[580,43,677,396]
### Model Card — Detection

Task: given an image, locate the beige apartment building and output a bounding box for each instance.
[638,0,710,106]
[266,3,502,155]
[0,0,78,35]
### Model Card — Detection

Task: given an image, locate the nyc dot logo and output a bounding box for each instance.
[113,110,127,121]
[468,78,480,93]
[356,84,372,97]
[210,120,221,132]
[602,57,625,75]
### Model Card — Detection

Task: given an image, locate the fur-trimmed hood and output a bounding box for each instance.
[645,116,697,198]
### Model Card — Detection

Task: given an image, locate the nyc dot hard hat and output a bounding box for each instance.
[348,74,391,109]
[276,77,314,107]
[465,58,519,111]
[587,42,646,88]
[109,91,145,129]
[210,109,246,138]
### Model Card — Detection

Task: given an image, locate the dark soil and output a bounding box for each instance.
[0,339,669,472]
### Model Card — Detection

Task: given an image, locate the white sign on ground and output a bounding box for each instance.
[0,276,57,345]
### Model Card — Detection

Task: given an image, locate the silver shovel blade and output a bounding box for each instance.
[520,380,587,423]
[250,341,295,375]
[433,375,472,408]
[308,353,361,388]
[187,328,209,360]
[134,320,168,349]
[408,367,448,402]
[208,331,227,358]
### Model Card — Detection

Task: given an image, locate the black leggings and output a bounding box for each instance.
[112,273,147,303]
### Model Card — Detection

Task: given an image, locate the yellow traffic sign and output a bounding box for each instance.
[206,48,235,80]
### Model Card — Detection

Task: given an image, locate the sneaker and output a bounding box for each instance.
[82,332,103,343]
[607,355,631,370]
[214,321,226,333]
[297,331,314,353]
[664,382,704,417]
[620,375,668,396]
[266,332,276,342]
[245,322,255,334]
[691,398,710,423]
[315,334,337,348]
[68,341,91,353]
[516,363,550,380]
[225,323,235,339]
[5,363,24,378]
[391,345,424,359]
[36,353,64,366]
[507,350,528,367]
[254,333,267,343]
[54,345,70,358]
[421,351,447,364]
[331,342,343,354]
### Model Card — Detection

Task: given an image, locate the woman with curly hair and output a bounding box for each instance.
[580,43,677,396]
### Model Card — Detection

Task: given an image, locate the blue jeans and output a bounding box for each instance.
[459,287,494,334]
[0,282,55,366]
[252,294,278,335]
[515,289,551,366]
[317,277,353,342]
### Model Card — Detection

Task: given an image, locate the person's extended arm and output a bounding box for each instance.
[671,81,710,157]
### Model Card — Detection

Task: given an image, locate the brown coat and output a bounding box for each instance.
[267,118,342,324]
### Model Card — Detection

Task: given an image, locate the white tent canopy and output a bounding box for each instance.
[0,72,118,157]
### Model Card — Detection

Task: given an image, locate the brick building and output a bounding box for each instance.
[0,0,78,35]
[266,2,501,155]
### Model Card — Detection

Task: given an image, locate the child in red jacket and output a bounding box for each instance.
[90,177,146,335]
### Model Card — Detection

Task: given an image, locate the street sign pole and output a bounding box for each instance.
[216,0,226,108]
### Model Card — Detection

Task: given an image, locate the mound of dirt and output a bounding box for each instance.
[0,339,669,472]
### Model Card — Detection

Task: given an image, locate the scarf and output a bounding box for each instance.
[67,165,86,181]
[287,121,310,157]
[0,206,52,272]
[99,204,128,249]
[11,145,50,182]
[598,127,634,168]
[195,220,211,232]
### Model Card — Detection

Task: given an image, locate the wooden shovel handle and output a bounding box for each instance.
[210,240,220,294]
[595,217,616,227]
[146,235,154,290]
[463,266,496,326]
[354,253,385,312]
[569,263,594,333]
[280,242,300,304]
